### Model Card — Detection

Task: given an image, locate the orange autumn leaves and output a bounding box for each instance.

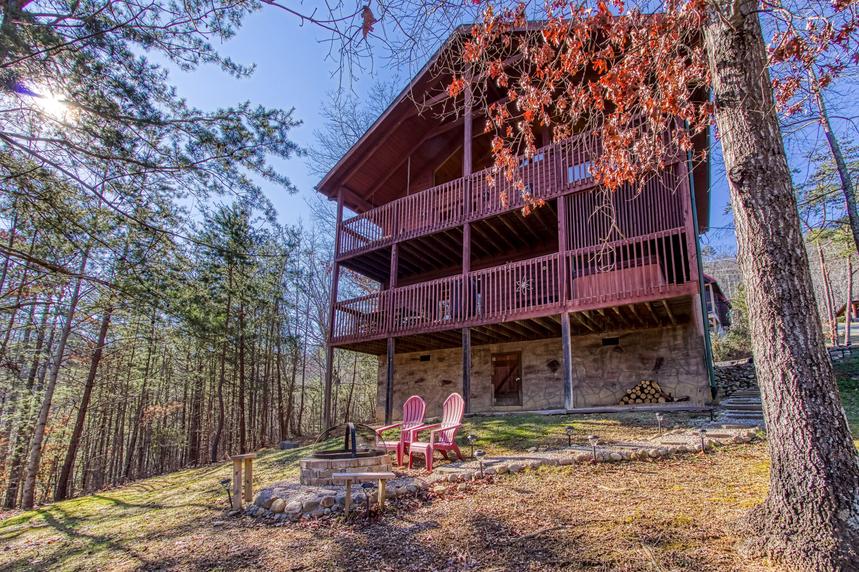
[443,0,711,208]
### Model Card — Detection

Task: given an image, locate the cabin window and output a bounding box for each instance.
[567,160,592,184]
[519,152,545,168]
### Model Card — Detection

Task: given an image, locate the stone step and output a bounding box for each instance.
[720,421,764,428]
[730,392,761,399]
[723,404,763,411]
[721,414,765,421]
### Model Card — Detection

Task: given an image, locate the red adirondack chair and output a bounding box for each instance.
[374,395,426,465]
[408,393,465,472]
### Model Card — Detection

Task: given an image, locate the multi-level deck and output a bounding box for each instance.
[330,130,700,355]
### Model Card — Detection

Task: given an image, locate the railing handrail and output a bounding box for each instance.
[338,128,607,257]
[332,227,692,343]
[468,252,560,278]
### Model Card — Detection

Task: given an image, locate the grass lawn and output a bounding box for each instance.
[832,354,859,446]
[1,356,857,571]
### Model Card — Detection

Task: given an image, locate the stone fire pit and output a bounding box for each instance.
[299,423,393,486]
[299,450,393,486]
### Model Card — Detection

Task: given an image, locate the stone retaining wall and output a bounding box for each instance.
[714,358,757,397]
[711,348,854,398]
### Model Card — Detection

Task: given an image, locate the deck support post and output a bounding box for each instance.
[561,312,575,410]
[464,84,473,177]
[461,89,472,415]
[557,194,568,304]
[323,190,345,430]
[385,337,395,424]
[389,243,398,288]
[462,328,471,413]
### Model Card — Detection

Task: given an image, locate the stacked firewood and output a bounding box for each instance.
[619,379,673,405]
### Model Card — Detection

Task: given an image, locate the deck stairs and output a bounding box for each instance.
[718,387,765,427]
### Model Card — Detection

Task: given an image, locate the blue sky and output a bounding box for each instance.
[166,9,737,253]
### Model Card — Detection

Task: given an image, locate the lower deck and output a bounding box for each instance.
[375,298,711,421]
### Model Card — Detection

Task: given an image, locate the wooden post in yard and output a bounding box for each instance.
[243,458,253,502]
[229,453,256,509]
[344,480,352,516]
[231,458,242,510]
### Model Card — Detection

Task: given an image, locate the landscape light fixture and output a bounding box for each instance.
[466,434,478,458]
[565,425,575,447]
[587,435,599,461]
[361,482,376,518]
[698,428,708,452]
[475,449,486,478]
[655,413,665,435]
[219,478,232,507]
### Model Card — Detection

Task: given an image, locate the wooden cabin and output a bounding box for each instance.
[316,29,714,423]
[704,275,732,335]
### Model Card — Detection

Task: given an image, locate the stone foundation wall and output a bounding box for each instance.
[376,320,709,419]
[570,322,708,407]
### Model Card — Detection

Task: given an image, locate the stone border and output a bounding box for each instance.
[245,427,760,522]
[248,480,430,522]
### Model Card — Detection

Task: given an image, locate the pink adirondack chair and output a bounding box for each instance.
[408,393,465,472]
[374,395,426,465]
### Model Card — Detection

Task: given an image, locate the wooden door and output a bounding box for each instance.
[491,352,522,406]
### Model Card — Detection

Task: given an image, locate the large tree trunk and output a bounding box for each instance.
[704,2,859,568]
[54,303,113,501]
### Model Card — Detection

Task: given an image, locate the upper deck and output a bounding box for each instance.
[337,130,600,260]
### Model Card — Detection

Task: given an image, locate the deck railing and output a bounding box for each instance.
[332,227,693,344]
[338,129,605,258]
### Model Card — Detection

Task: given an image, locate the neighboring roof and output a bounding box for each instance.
[704,274,730,306]
[836,300,859,317]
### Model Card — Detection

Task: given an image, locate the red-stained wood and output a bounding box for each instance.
[323,190,345,429]
[330,230,696,346]
[329,128,702,350]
